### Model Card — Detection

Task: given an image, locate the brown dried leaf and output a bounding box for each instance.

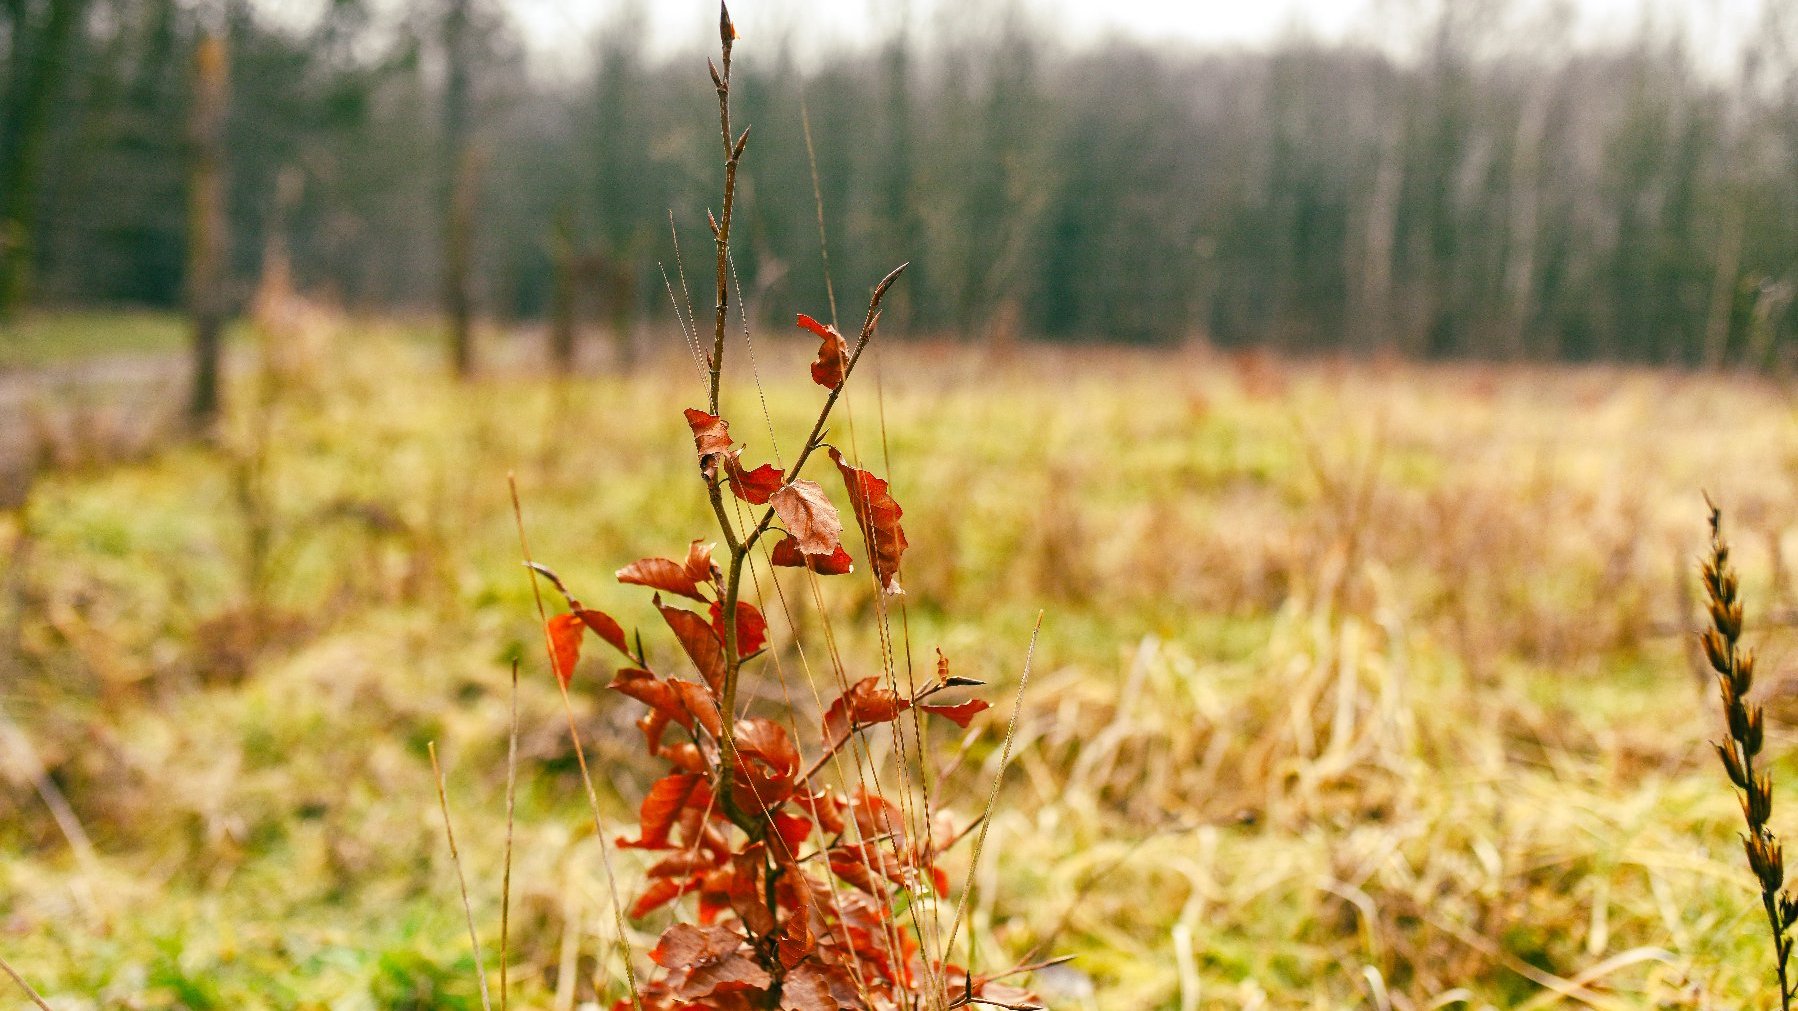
[769,479,843,558]
[659,600,728,690]
[797,313,848,390]
[829,447,908,594]
[684,539,719,584]
[725,454,784,505]
[575,607,631,658]
[608,668,693,728]
[921,699,990,728]
[547,612,584,688]
[684,409,734,475]
[618,556,707,601]
[620,773,709,850]
[778,963,834,1010]
[770,535,853,575]
[709,599,767,656]
[669,679,724,740]
[822,676,910,746]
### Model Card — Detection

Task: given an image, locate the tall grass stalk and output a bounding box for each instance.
[1703,499,1795,1010]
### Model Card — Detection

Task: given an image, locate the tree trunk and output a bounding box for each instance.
[549,213,575,374]
[1501,88,1549,360]
[608,255,635,372]
[187,32,229,429]
[440,0,475,377]
[0,0,86,318]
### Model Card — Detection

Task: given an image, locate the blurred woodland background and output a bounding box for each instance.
[3,0,1797,362]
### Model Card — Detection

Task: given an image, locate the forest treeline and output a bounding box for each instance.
[3,0,1797,364]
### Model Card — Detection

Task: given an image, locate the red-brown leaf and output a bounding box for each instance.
[659,601,728,690]
[829,852,880,895]
[829,447,909,594]
[921,699,990,728]
[768,480,843,558]
[647,850,719,879]
[621,773,709,850]
[609,668,693,728]
[618,556,707,601]
[778,963,836,1011]
[629,876,700,919]
[547,612,584,688]
[725,455,784,505]
[769,535,853,575]
[708,599,767,657]
[770,811,812,854]
[823,676,910,745]
[797,313,849,390]
[574,607,631,658]
[684,409,734,474]
[669,679,724,739]
[684,539,718,584]
[777,906,815,969]
[732,717,800,808]
[636,710,670,755]
[649,923,772,1000]
[795,790,846,835]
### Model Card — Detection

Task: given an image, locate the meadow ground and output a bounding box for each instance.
[4,314,1798,1009]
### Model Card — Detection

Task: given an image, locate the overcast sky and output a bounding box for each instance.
[505,0,1773,70]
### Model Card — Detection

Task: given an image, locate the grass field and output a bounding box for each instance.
[4,315,1798,1009]
[0,311,201,368]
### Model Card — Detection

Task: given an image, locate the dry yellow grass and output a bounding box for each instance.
[3,317,1797,1008]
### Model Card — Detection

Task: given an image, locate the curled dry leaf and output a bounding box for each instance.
[659,600,729,690]
[768,479,843,557]
[797,313,848,390]
[709,598,767,656]
[619,556,708,601]
[547,612,584,688]
[684,409,734,475]
[829,447,908,594]
[770,534,853,575]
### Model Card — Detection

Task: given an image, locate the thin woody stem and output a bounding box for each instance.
[707,3,741,417]
[714,263,907,837]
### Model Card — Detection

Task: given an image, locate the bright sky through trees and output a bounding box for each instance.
[507,0,1771,69]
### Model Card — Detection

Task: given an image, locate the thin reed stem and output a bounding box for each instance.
[0,951,54,1011]
[934,612,1044,1005]
[429,741,494,1011]
[509,475,644,1011]
[499,660,518,1011]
